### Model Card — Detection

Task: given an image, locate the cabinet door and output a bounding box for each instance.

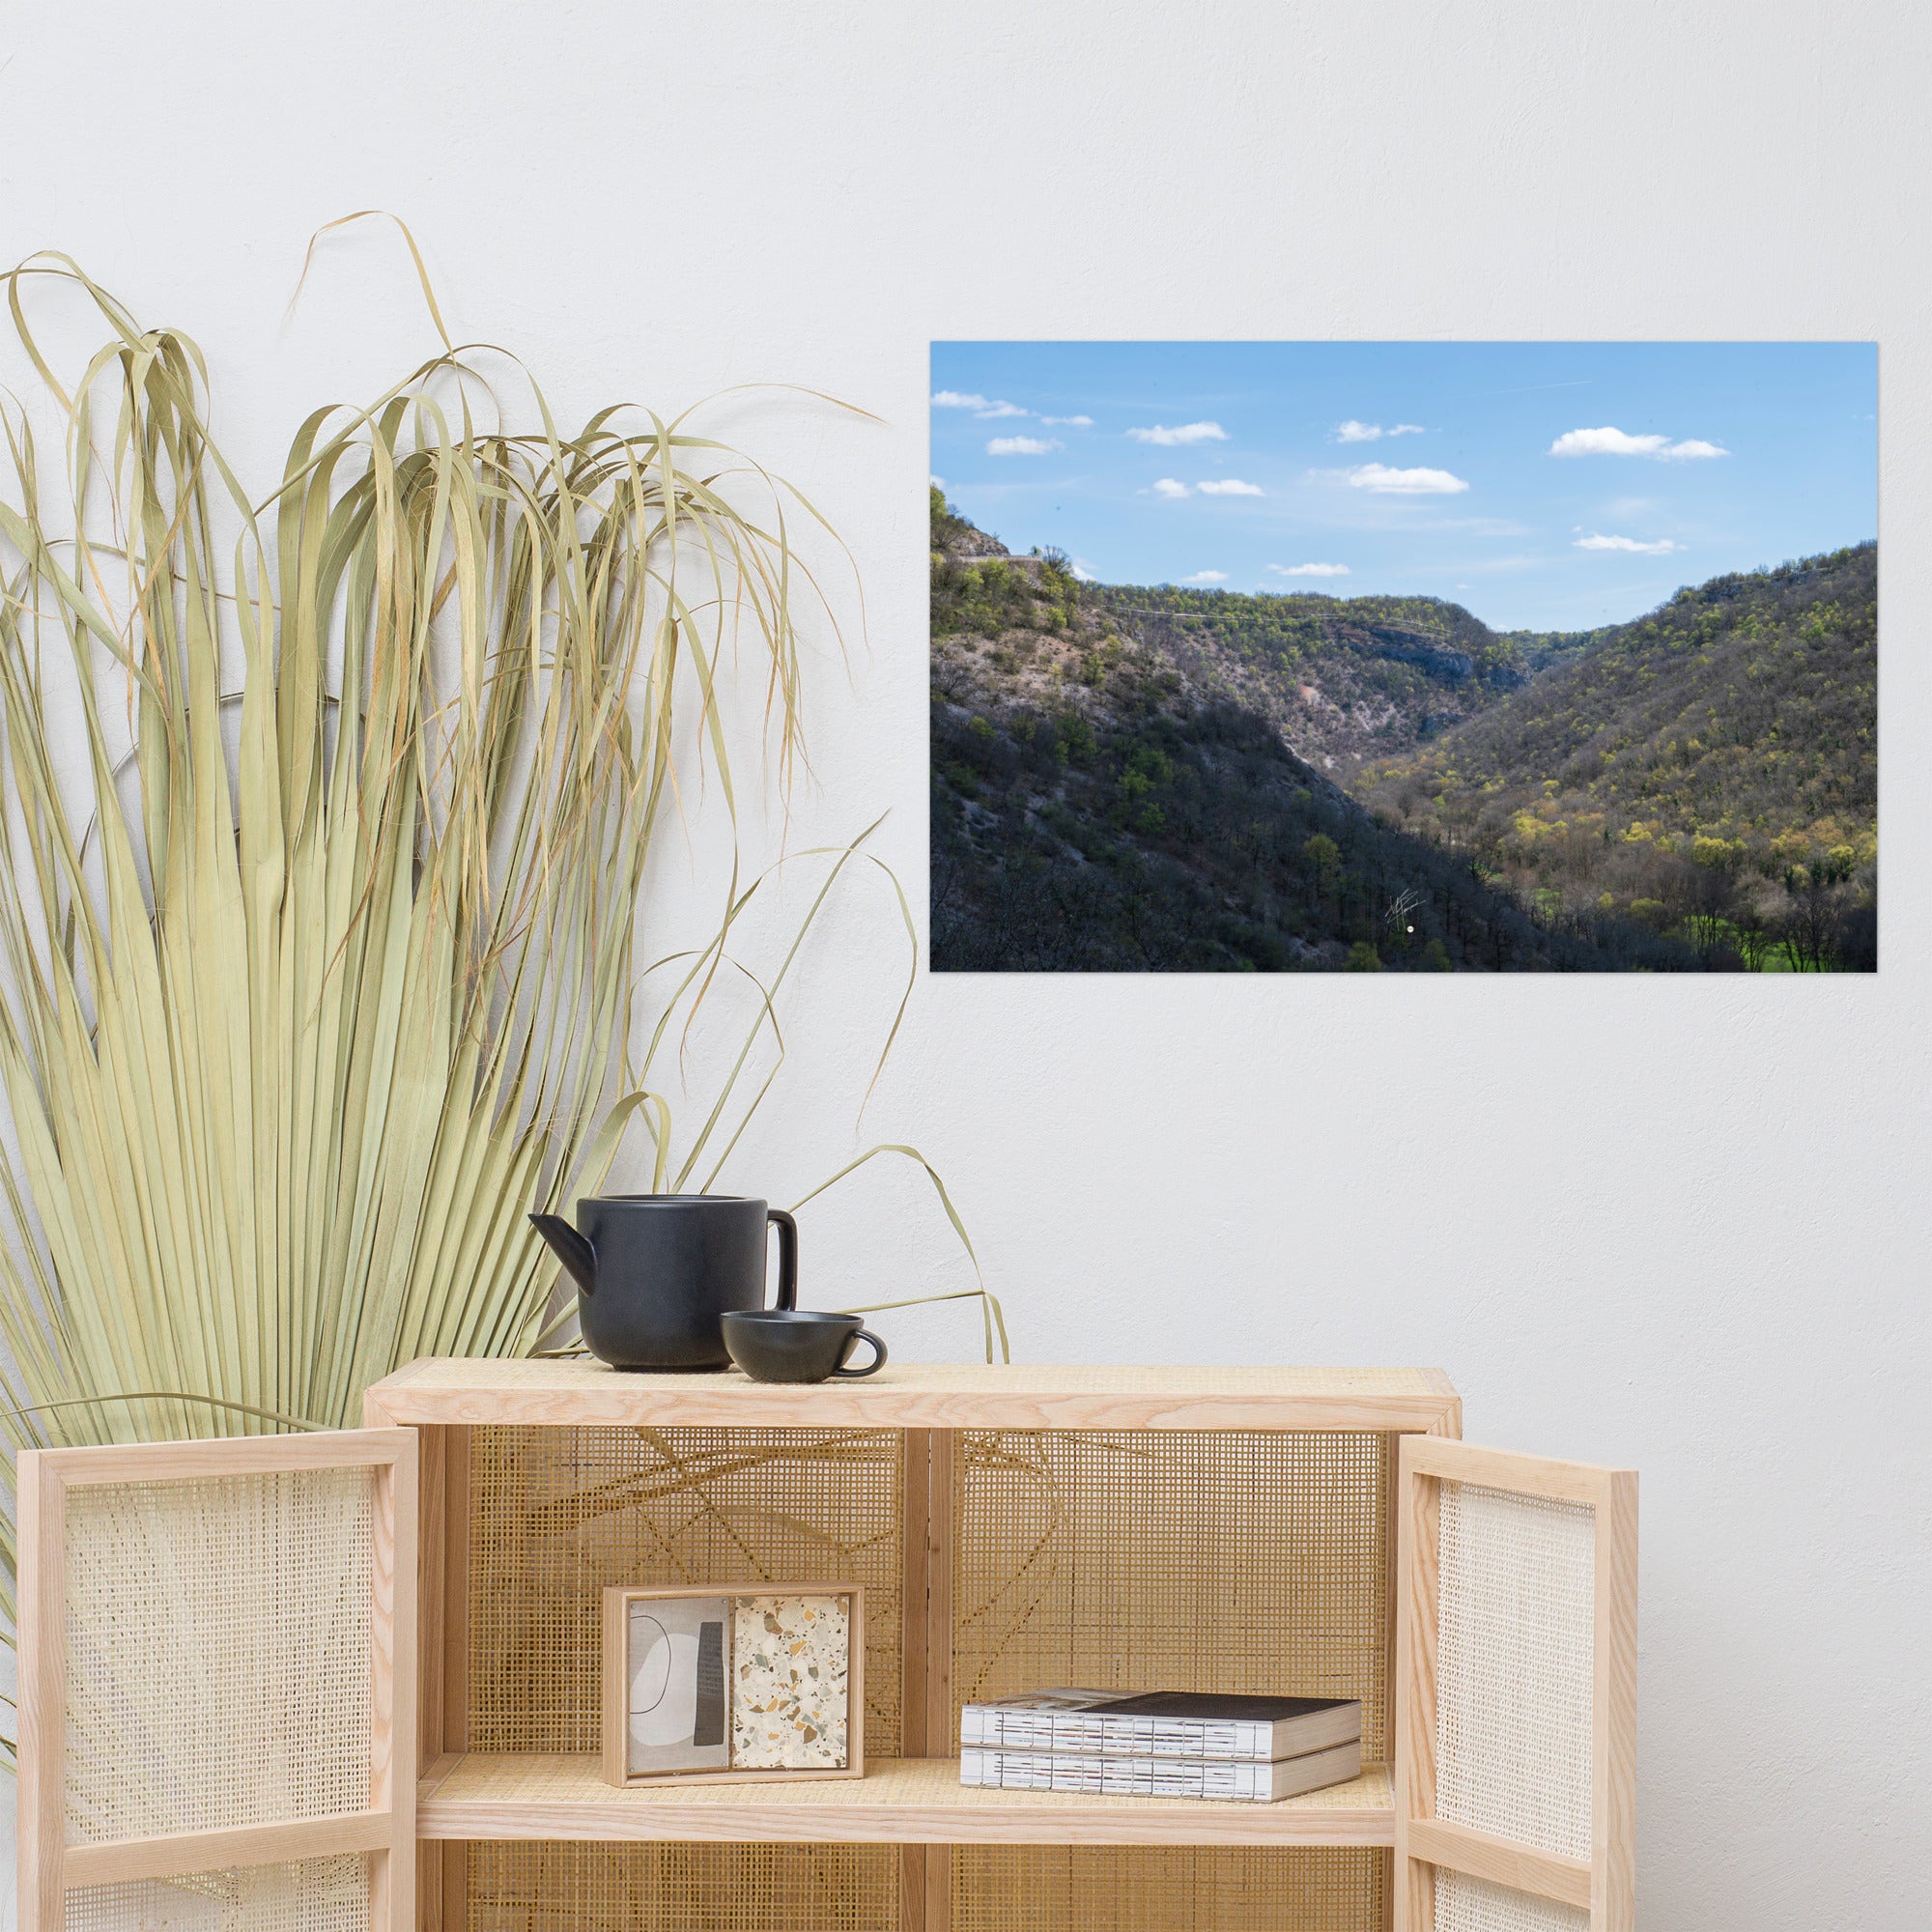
[1395,1437,1636,1932]
[16,1429,417,1932]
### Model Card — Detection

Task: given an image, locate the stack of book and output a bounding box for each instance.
[958,1688,1362,1804]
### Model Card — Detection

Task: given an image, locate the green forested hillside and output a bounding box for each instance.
[932,669,1704,972]
[1499,622,1620,678]
[1100,582,1525,682]
[1093,580,1529,777]
[1354,544,1876,969]
[930,497,1706,972]
[930,494,1875,972]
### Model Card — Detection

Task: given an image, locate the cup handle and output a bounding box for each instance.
[767,1208,798,1311]
[832,1328,887,1378]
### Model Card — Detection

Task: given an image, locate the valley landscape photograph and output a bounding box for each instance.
[929,340,1877,972]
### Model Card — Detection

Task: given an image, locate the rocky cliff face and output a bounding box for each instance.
[928,496,1707,974]
[933,498,1533,780]
[1092,587,1531,781]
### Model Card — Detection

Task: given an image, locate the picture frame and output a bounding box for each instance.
[601,1582,866,1788]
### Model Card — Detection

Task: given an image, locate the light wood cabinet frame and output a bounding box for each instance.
[16,1364,1639,1932]
[373,1363,1463,1932]
[1394,1436,1637,1932]
[15,1428,417,1932]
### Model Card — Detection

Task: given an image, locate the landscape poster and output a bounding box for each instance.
[928,342,1877,973]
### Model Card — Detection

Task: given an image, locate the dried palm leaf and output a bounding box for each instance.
[0,238,999,1767]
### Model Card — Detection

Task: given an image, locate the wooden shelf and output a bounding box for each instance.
[416,1753,1395,1848]
[366,1357,1461,1434]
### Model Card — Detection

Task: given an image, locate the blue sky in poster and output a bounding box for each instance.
[928,341,1877,631]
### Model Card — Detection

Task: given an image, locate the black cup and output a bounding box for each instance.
[721,1310,888,1384]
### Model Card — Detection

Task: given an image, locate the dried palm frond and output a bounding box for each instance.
[0,240,998,1767]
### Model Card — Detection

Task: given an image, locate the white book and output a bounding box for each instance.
[958,1737,1363,1804]
[959,1689,1361,1762]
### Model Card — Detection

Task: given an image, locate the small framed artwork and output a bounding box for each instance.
[601,1583,865,1787]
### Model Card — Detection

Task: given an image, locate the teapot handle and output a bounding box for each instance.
[767,1208,798,1311]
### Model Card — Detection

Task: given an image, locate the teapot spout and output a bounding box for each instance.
[529,1212,598,1295]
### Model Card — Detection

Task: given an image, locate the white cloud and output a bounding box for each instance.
[1549,425,1729,460]
[1343,462,1470,495]
[1127,420,1228,445]
[986,436,1062,456]
[1268,561,1350,577]
[1149,476,1263,497]
[1070,558,1097,582]
[1179,570,1229,583]
[1040,413,1094,427]
[931,390,987,410]
[930,474,944,488]
[1334,419,1425,442]
[976,400,1030,418]
[1574,531,1685,554]
[1550,427,1666,457]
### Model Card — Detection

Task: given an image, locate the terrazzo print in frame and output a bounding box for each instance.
[602,1584,864,1786]
[731,1593,854,1770]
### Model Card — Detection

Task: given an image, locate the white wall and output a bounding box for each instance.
[4,2,1928,1924]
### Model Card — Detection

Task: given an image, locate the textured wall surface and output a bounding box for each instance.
[1,3,1927,1925]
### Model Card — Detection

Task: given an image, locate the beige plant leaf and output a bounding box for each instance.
[0,240,999,1768]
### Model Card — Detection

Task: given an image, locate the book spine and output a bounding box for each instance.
[957,1709,1276,1761]
[959,1748,1274,1802]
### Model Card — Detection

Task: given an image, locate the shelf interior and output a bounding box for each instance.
[417,1753,1394,1848]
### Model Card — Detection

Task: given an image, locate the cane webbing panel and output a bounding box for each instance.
[953,1847,1387,1932]
[952,1431,1392,1758]
[63,1469,375,1842]
[466,1841,897,1932]
[1435,1481,1595,1861]
[468,1426,903,1756]
[1434,1869,1590,1932]
[63,1856,370,1932]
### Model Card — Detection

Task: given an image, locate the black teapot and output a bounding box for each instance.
[529,1194,797,1371]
